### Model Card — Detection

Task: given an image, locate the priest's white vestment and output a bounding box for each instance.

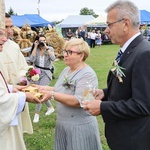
[0,39,33,134]
[0,73,26,150]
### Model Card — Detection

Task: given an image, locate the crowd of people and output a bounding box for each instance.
[1,0,150,150]
[65,28,104,48]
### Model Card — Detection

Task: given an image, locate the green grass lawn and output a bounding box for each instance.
[24,44,119,150]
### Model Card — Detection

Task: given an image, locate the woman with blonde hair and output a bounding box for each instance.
[37,38,102,150]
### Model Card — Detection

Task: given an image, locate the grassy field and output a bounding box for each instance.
[24,44,119,150]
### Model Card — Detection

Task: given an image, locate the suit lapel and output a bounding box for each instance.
[119,34,143,65]
[107,70,114,88]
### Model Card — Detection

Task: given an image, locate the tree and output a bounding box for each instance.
[8,7,17,15]
[80,7,98,18]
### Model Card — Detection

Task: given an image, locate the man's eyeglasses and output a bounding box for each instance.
[62,50,80,55]
[106,18,125,29]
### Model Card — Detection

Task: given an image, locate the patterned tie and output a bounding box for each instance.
[115,49,123,62]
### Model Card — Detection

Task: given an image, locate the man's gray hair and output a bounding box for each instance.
[105,0,140,29]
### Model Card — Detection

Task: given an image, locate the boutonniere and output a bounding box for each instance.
[111,60,126,83]
[62,75,75,90]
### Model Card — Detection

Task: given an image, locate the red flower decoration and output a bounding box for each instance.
[26,67,41,82]
[29,69,37,76]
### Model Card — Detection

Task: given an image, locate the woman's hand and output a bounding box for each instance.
[34,40,39,47]
[40,91,52,103]
[33,85,53,91]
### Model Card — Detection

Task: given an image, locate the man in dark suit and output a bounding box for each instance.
[84,1,150,150]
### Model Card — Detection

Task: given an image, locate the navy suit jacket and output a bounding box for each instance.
[101,34,150,150]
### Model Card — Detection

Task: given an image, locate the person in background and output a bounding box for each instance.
[79,28,86,41]
[96,30,102,47]
[0,13,33,134]
[76,27,81,38]
[30,35,55,123]
[90,29,97,48]
[37,38,102,150]
[0,1,41,149]
[86,29,92,46]
[66,29,73,40]
[147,27,150,41]
[84,1,150,150]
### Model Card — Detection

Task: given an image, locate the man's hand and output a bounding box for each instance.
[13,85,28,92]
[83,100,102,116]
[93,89,104,100]
[25,92,41,103]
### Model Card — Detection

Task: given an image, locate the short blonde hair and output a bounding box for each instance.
[64,38,90,61]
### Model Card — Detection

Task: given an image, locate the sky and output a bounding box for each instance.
[5,0,150,22]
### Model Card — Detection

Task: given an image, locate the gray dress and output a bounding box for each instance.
[54,65,102,150]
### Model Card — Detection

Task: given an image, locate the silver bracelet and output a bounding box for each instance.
[50,91,55,100]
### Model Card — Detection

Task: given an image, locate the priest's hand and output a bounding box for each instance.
[13,85,27,92]
[25,92,41,103]
[12,86,19,93]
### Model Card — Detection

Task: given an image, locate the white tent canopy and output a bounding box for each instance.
[57,15,95,28]
[85,14,106,26]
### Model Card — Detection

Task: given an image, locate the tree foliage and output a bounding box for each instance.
[80,7,98,18]
[8,7,17,15]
